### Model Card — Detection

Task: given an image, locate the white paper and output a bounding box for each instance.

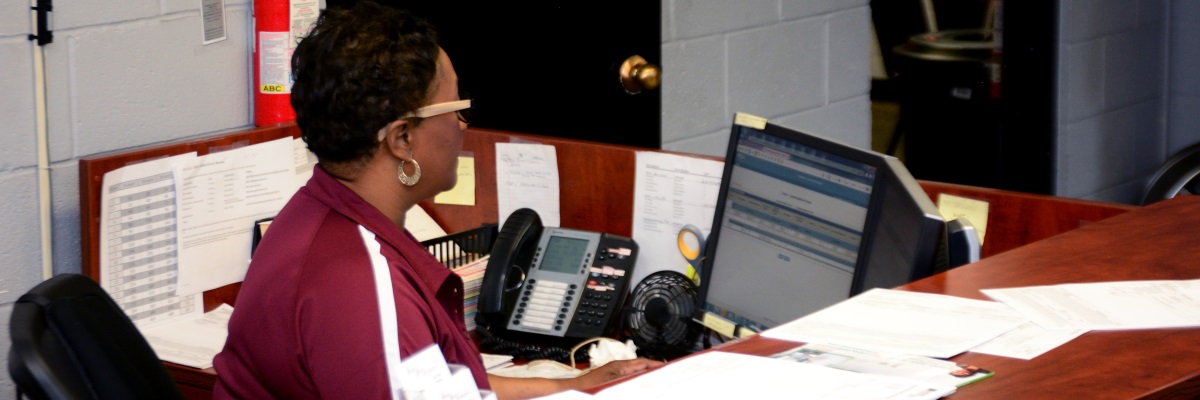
[142,304,233,369]
[595,351,954,400]
[176,137,299,295]
[293,136,318,186]
[397,344,483,400]
[481,353,514,370]
[200,0,227,44]
[495,143,560,227]
[406,205,449,242]
[762,288,1029,358]
[968,321,1088,360]
[629,152,724,287]
[445,364,484,400]
[773,343,992,388]
[100,152,203,328]
[289,0,320,47]
[982,280,1200,330]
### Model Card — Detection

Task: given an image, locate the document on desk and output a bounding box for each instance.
[629,151,723,287]
[761,288,1028,358]
[142,303,233,369]
[772,343,995,388]
[100,152,203,328]
[982,279,1200,330]
[495,143,560,226]
[596,351,954,400]
[968,321,1088,360]
[175,137,299,296]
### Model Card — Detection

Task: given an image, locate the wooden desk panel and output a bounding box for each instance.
[667,196,1200,399]
[917,180,1137,258]
[418,127,714,237]
[77,122,1144,399]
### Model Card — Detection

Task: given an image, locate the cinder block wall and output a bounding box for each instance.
[1055,0,1200,202]
[1167,1,1200,158]
[1056,0,1165,202]
[0,1,254,395]
[660,0,872,156]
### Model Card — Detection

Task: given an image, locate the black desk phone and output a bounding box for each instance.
[478,208,638,344]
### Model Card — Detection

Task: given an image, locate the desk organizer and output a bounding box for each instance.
[421,224,498,268]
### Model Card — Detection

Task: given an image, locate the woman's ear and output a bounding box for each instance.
[381,119,414,160]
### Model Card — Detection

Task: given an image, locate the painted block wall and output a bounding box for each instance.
[661,0,873,156]
[0,1,252,396]
[1054,0,1200,203]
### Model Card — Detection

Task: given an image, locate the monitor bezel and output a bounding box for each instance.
[695,118,944,329]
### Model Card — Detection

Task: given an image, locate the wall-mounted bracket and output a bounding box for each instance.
[29,0,53,46]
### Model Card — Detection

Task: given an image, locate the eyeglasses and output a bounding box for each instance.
[379,99,472,142]
[401,99,472,124]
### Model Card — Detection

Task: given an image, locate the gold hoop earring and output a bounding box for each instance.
[398,159,421,186]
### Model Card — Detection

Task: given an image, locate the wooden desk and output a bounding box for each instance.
[78,122,1136,399]
[644,195,1200,399]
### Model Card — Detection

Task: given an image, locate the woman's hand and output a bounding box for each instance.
[568,358,664,391]
[488,358,664,399]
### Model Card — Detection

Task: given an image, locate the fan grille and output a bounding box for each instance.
[625,271,700,359]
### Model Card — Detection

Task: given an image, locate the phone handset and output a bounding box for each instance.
[478,208,543,330]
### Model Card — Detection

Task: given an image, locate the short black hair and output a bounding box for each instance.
[290,1,440,164]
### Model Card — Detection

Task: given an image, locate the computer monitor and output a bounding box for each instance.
[696,114,947,333]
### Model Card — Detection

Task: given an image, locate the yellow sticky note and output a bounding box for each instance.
[435,156,476,206]
[734,112,768,130]
[937,193,989,244]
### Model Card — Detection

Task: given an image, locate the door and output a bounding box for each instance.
[325,1,663,149]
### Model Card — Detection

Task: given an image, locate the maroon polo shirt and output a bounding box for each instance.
[213,166,489,399]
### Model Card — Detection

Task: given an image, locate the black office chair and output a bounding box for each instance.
[8,273,184,400]
[1141,142,1200,205]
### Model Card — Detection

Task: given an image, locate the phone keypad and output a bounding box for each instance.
[512,280,576,332]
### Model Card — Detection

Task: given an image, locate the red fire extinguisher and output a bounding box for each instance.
[252,0,319,126]
[987,0,1003,99]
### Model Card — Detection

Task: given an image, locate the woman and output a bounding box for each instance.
[213,2,658,399]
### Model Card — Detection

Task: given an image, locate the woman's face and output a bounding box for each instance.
[410,49,466,197]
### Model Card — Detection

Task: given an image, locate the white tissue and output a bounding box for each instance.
[586,339,638,368]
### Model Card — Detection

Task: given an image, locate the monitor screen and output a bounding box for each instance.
[697,116,946,332]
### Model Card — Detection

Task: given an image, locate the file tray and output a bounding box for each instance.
[421,224,498,268]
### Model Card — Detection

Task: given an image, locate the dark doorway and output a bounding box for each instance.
[325,1,663,149]
[871,0,1055,194]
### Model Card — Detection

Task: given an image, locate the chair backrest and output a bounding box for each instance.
[7,273,184,400]
[1141,142,1200,205]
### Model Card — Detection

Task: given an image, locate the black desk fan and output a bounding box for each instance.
[624,225,707,359]
[624,270,702,359]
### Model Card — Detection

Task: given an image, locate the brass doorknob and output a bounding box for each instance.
[619,55,661,94]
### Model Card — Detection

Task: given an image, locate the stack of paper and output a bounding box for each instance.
[596,351,955,399]
[142,304,235,369]
[761,288,1029,358]
[771,343,994,388]
[453,256,490,332]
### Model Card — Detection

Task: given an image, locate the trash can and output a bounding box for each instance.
[893,29,1003,188]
